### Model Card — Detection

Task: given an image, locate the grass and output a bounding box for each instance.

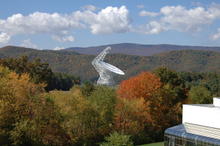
[140,142,164,146]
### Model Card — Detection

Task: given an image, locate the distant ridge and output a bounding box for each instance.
[65,43,220,56]
[1,45,220,83]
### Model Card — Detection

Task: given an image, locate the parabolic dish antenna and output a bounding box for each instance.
[99,61,125,75]
[92,47,125,85]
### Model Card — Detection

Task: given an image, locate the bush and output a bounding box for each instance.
[100,132,133,146]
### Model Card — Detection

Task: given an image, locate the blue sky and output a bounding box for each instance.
[0,0,220,50]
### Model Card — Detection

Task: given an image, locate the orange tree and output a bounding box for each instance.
[116,72,162,144]
[117,72,161,100]
[116,71,184,143]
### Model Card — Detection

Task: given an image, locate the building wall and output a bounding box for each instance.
[183,104,220,129]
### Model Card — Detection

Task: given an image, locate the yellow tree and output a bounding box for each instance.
[0,66,69,146]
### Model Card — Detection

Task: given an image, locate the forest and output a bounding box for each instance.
[0,56,219,146]
[2,46,220,82]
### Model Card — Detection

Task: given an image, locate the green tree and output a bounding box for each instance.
[49,86,101,145]
[188,86,212,104]
[88,86,116,137]
[153,67,187,102]
[202,73,220,96]
[100,132,133,146]
[81,81,95,96]
[51,72,80,91]
[0,56,80,91]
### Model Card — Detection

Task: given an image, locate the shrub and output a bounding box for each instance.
[100,132,133,146]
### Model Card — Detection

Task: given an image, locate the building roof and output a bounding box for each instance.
[165,124,220,145]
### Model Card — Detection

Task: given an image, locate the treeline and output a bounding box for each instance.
[0,58,220,145]
[0,56,80,91]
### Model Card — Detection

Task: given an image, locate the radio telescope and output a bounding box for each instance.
[92,47,125,86]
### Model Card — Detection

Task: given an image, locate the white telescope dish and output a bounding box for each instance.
[99,61,125,75]
[92,46,125,85]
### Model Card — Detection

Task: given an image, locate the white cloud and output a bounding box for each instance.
[139,5,220,34]
[0,32,10,43]
[0,12,81,43]
[52,35,75,42]
[53,46,65,50]
[137,5,145,9]
[82,5,97,11]
[20,39,38,49]
[139,10,159,17]
[1,4,220,43]
[0,12,81,35]
[136,21,165,34]
[211,28,220,40]
[143,21,165,34]
[85,6,131,34]
[160,6,214,32]
[0,6,131,44]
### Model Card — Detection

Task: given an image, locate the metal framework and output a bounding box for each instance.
[92,47,125,85]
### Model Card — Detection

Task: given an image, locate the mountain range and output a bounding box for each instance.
[1,43,220,83]
[65,43,220,56]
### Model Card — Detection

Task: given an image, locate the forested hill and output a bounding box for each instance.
[65,43,220,56]
[1,46,220,82]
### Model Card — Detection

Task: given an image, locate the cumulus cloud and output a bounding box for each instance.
[143,21,165,34]
[211,28,220,40]
[1,12,81,35]
[0,32,10,43]
[0,12,81,43]
[139,10,159,17]
[159,6,215,32]
[20,39,38,49]
[86,6,131,34]
[2,4,220,44]
[0,6,131,44]
[140,4,220,34]
[0,6,128,43]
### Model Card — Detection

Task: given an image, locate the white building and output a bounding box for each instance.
[183,97,220,140]
[164,97,220,146]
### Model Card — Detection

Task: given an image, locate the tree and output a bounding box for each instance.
[148,86,182,141]
[100,132,133,146]
[202,73,220,96]
[153,67,188,101]
[49,86,101,145]
[0,66,69,145]
[81,81,95,97]
[88,86,117,137]
[51,72,80,91]
[114,97,149,142]
[117,72,161,100]
[188,86,212,104]
[116,72,162,144]
[153,67,183,86]
[0,56,80,91]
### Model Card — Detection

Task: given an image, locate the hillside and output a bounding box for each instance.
[1,46,220,83]
[65,43,220,56]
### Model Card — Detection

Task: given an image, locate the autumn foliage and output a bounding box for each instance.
[0,66,193,145]
[117,72,162,100]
